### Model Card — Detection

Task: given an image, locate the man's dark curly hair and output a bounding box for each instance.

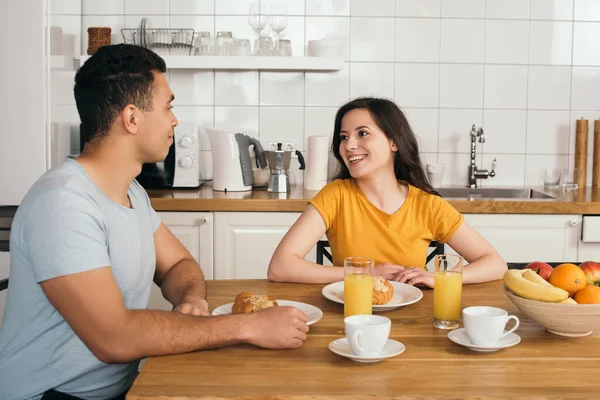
[74,44,166,144]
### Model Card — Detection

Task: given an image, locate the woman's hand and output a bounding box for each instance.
[374,263,405,279]
[393,267,434,288]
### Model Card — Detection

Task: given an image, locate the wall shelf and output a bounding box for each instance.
[77,55,343,71]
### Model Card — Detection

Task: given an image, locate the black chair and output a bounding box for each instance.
[316,240,445,266]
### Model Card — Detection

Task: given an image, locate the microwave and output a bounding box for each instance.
[79,124,201,189]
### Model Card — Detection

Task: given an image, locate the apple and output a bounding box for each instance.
[524,261,553,281]
[579,261,600,286]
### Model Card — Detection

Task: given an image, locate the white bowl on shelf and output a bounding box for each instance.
[307,39,342,58]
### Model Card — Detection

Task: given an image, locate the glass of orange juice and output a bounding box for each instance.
[433,254,464,330]
[344,257,374,318]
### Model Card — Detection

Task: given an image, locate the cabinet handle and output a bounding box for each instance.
[201,217,209,224]
[569,219,578,227]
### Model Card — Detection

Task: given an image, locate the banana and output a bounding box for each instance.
[522,269,554,287]
[503,269,569,302]
[559,297,578,304]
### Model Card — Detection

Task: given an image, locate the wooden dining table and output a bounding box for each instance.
[128,280,600,399]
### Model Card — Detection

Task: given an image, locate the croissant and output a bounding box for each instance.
[232,292,278,314]
[372,277,394,305]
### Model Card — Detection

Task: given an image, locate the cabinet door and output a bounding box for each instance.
[214,212,316,279]
[149,212,213,311]
[459,214,580,263]
[0,1,48,205]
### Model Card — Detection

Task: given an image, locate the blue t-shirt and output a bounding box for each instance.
[0,158,162,400]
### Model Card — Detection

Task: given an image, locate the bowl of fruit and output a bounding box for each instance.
[503,261,600,337]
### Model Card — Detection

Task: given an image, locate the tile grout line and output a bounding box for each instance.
[213,0,216,133]
[523,0,532,186]
[479,0,486,183]
[568,0,576,173]
[302,0,307,153]
[436,1,442,162]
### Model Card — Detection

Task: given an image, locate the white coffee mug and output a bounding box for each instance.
[463,306,519,347]
[344,315,391,356]
[426,163,445,188]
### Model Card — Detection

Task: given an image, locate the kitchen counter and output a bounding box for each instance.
[148,184,600,214]
[127,280,600,400]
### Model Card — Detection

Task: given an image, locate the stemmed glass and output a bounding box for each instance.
[248,0,269,53]
[269,4,288,52]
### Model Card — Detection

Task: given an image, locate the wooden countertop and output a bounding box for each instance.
[148,184,600,214]
[128,280,600,400]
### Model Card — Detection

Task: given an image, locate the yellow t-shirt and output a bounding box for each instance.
[308,179,464,269]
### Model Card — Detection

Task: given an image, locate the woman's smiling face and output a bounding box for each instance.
[338,108,398,179]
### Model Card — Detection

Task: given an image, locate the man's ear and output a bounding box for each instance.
[121,104,139,134]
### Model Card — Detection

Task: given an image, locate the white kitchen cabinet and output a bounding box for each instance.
[456,214,581,263]
[0,0,49,205]
[576,215,600,262]
[149,212,214,311]
[213,212,317,279]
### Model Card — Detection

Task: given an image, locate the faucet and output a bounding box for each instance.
[468,124,496,188]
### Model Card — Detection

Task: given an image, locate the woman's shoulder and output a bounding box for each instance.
[319,178,355,194]
[406,183,437,198]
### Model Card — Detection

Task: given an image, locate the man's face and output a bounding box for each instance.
[137,72,178,163]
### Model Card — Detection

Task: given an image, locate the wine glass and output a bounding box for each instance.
[248,0,269,41]
[269,4,288,50]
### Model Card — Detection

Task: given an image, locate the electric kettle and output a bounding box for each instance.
[207,128,267,192]
[264,143,306,192]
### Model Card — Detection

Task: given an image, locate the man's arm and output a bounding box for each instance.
[40,267,309,364]
[153,223,208,314]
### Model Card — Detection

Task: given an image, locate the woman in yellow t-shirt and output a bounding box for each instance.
[268,97,507,288]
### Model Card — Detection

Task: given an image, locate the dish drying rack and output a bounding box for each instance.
[121,28,195,53]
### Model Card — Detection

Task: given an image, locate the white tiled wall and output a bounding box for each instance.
[50,0,600,188]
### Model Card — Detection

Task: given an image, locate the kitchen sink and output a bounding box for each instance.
[436,188,555,200]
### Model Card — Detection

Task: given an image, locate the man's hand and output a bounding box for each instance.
[245,306,309,349]
[374,263,405,279]
[173,299,210,317]
[393,266,434,288]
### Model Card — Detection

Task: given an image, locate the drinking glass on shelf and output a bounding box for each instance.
[194,31,213,55]
[433,254,464,330]
[253,36,273,56]
[248,0,269,41]
[233,39,252,56]
[274,39,292,56]
[215,31,233,56]
[269,4,288,48]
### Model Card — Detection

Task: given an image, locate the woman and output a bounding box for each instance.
[267,97,507,288]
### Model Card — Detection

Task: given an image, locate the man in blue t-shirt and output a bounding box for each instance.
[0,44,309,400]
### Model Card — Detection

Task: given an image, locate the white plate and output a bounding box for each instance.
[328,338,405,363]
[211,300,323,325]
[322,280,423,311]
[447,328,521,352]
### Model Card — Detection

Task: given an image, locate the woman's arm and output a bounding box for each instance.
[446,220,507,284]
[268,205,408,284]
[394,220,507,287]
[267,205,345,284]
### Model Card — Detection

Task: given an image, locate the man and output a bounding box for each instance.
[0,44,309,400]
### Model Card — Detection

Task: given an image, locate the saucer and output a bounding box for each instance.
[328,338,405,363]
[212,300,323,325]
[447,328,521,352]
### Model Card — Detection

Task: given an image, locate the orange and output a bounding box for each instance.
[549,263,587,297]
[574,285,600,304]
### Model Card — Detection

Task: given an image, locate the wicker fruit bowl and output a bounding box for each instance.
[503,285,600,337]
